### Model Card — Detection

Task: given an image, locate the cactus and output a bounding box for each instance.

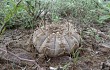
[33,23,81,57]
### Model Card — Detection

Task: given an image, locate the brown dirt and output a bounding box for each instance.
[0,19,110,70]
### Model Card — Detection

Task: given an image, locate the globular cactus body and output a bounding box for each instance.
[33,23,81,57]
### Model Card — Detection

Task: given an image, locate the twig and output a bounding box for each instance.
[0,47,36,65]
[0,23,6,35]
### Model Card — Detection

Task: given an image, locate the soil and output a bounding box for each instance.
[0,19,110,70]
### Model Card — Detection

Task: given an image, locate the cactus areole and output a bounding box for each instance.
[33,23,81,57]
